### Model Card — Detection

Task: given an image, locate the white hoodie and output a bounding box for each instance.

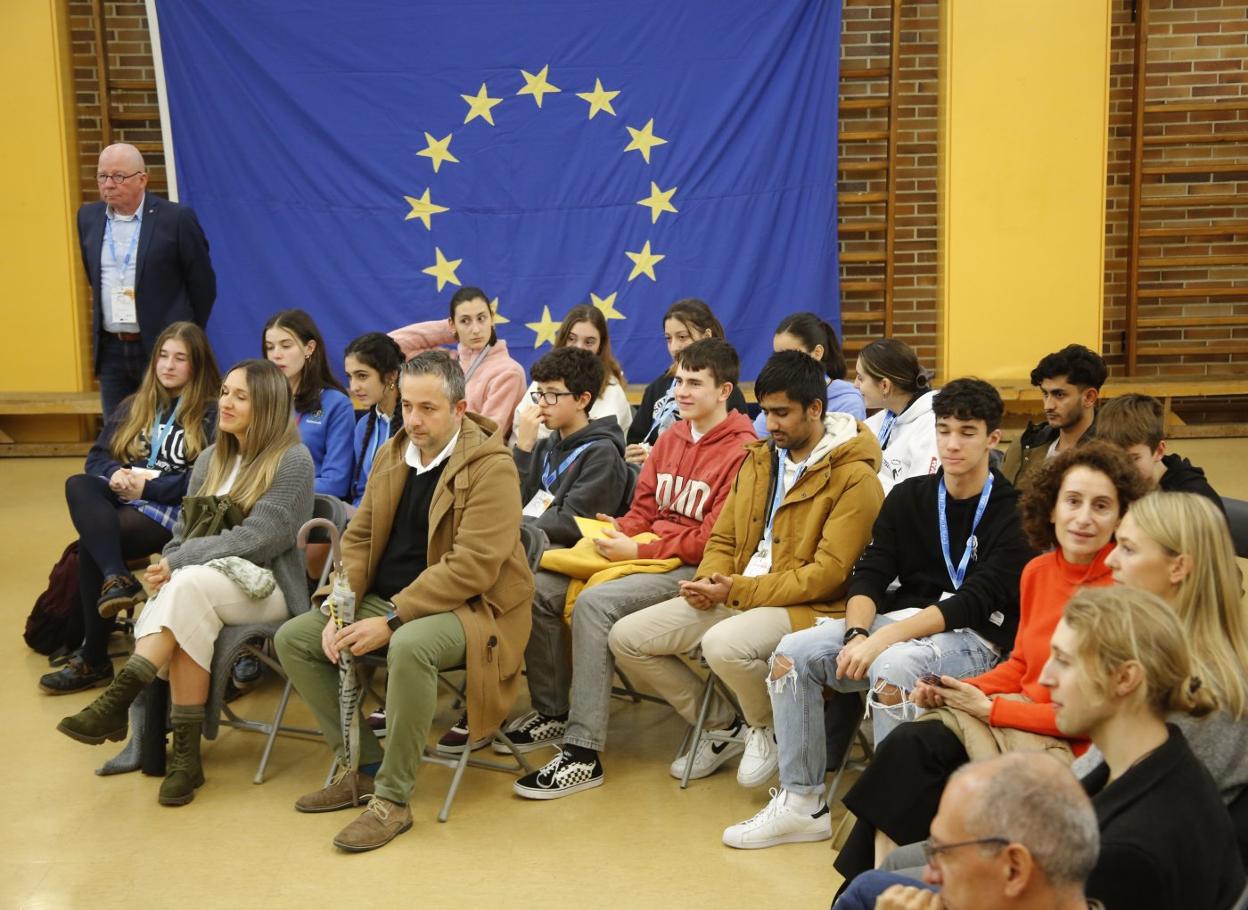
[863,389,939,496]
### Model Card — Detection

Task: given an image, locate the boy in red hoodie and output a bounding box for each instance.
[513,338,757,799]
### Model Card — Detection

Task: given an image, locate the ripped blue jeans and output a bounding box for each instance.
[767,613,999,796]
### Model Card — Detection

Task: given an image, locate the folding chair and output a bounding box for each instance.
[825,691,874,803]
[676,655,745,789]
[217,493,349,784]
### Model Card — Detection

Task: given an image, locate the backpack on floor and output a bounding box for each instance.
[24,541,84,660]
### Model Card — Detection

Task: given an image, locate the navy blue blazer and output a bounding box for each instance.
[77,193,217,372]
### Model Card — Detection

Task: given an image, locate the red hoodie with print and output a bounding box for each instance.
[616,410,756,564]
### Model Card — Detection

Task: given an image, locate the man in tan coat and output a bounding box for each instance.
[609,351,884,788]
[276,350,532,852]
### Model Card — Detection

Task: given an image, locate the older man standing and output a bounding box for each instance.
[77,143,216,418]
[276,350,533,852]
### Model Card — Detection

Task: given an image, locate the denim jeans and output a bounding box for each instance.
[525,565,695,752]
[769,611,999,795]
[97,333,147,421]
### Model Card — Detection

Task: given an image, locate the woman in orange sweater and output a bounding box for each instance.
[832,442,1147,887]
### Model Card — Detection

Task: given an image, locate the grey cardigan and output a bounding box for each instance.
[162,443,315,618]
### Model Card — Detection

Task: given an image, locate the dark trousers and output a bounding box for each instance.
[65,474,170,665]
[833,719,970,886]
[96,333,147,421]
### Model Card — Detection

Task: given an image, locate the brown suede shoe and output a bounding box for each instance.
[294,770,375,814]
[332,797,412,853]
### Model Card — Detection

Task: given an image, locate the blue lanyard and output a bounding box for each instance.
[938,472,993,590]
[366,407,393,473]
[146,398,179,468]
[105,214,141,277]
[764,450,808,543]
[541,441,595,491]
[876,410,897,448]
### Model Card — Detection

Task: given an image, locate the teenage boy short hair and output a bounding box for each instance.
[674,337,740,389]
[1096,393,1165,452]
[1029,344,1108,391]
[531,346,604,412]
[753,349,828,415]
[932,377,1005,433]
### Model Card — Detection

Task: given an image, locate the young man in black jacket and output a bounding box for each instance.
[513,346,632,547]
[1095,393,1225,515]
[722,379,1034,850]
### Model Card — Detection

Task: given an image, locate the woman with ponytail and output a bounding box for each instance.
[854,338,939,495]
[754,312,864,438]
[343,332,405,508]
[1040,585,1243,908]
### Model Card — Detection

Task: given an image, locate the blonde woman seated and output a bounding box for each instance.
[57,359,314,806]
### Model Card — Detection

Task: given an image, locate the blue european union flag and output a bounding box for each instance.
[154,0,841,382]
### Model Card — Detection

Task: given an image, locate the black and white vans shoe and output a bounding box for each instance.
[513,748,604,800]
[493,710,567,754]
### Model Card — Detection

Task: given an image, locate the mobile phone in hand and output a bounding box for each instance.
[918,673,944,687]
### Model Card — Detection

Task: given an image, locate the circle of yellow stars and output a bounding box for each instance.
[402,65,679,347]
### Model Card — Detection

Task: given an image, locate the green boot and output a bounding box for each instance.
[57,658,155,745]
[158,711,205,807]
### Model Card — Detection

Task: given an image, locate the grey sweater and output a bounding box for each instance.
[1072,710,1248,804]
[162,443,315,618]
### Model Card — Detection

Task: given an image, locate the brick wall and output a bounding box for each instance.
[838,0,941,371]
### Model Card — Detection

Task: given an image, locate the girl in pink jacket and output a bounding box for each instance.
[390,287,527,438]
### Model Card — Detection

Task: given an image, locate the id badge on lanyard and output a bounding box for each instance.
[938,473,993,591]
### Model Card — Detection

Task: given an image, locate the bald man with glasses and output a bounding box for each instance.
[77,143,217,418]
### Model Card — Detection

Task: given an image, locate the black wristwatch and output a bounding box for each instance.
[843,626,870,645]
[385,608,403,632]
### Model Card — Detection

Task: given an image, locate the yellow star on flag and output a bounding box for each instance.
[624,118,668,164]
[416,132,459,173]
[461,83,503,126]
[590,292,625,321]
[575,78,620,120]
[422,247,462,291]
[636,182,678,224]
[625,241,665,282]
[490,297,509,325]
[402,189,449,230]
[526,305,561,347]
[517,65,561,108]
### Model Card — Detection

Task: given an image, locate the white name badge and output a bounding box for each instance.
[112,287,137,323]
[522,489,555,518]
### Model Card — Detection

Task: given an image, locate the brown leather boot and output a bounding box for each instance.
[158,718,205,806]
[57,664,148,744]
[295,769,376,813]
[332,797,412,852]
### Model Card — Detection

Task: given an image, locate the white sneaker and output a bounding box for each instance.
[736,725,778,787]
[669,726,745,780]
[722,788,832,849]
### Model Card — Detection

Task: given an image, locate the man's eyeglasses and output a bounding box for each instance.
[920,837,1011,864]
[529,390,575,406]
[96,171,145,185]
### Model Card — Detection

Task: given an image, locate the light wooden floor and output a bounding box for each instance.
[5,442,1245,910]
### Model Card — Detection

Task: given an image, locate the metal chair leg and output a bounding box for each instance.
[254,678,295,784]
[680,672,718,789]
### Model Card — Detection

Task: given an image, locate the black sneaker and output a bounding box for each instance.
[97,574,146,619]
[492,710,566,754]
[513,748,604,800]
[39,653,114,695]
[230,652,263,688]
[436,714,490,754]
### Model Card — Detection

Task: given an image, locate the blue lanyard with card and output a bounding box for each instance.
[541,441,595,491]
[105,215,141,274]
[146,398,180,468]
[763,450,809,546]
[938,472,993,590]
[876,410,897,448]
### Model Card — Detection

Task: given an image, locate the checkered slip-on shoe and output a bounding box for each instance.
[493,710,567,754]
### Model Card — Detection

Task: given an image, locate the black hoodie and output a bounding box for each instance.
[846,467,1035,649]
[513,416,631,546]
[1159,453,1226,515]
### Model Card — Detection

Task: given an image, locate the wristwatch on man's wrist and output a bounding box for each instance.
[843,626,870,645]
[385,606,403,632]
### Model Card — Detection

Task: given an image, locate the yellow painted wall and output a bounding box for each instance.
[0,1,84,394]
[0,1,86,443]
[939,0,1112,382]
